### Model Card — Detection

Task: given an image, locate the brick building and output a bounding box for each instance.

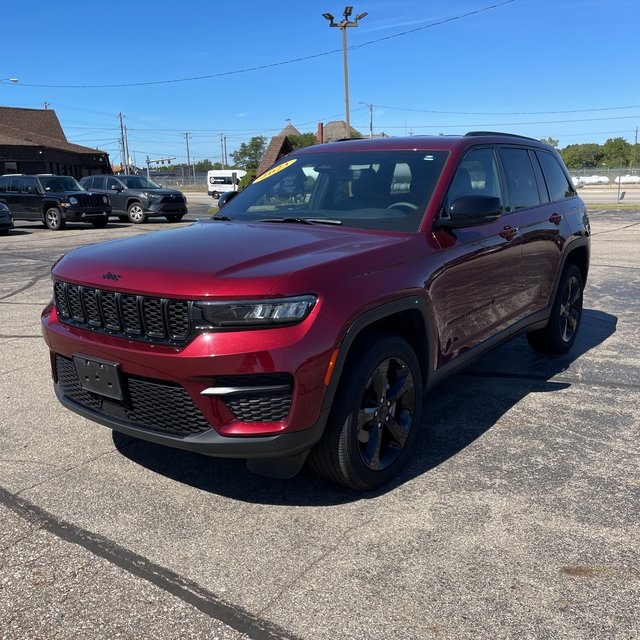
[0,106,111,177]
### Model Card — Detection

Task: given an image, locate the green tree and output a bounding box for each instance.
[540,137,559,148]
[560,143,604,170]
[289,132,318,150]
[231,136,267,173]
[602,137,631,168]
[194,159,214,172]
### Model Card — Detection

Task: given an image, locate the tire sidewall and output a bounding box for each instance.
[548,264,583,353]
[44,207,63,230]
[334,335,423,489]
[127,202,146,223]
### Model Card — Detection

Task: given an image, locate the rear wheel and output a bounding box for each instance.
[527,263,583,354]
[127,202,147,224]
[44,207,65,230]
[309,333,422,490]
[165,214,184,223]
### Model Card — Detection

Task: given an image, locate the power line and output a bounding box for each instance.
[14,1,518,89]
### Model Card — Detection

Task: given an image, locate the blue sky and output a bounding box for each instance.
[2,0,638,167]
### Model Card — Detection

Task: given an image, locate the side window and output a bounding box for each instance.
[0,177,7,193]
[93,177,105,189]
[499,148,541,210]
[21,177,38,194]
[536,151,576,202]
[83,178,94,189]
[447,147,503,204]
[8,177,20,193]
[107,177,121,190]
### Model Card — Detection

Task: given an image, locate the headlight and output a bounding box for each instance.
[194,295,317,329]
[102,195,109,204]
[69,197,78,205]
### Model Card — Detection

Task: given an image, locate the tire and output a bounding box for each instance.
[44,207,65,230]
[309,333,422,490]
[91,218,109,228]
[527,263,583,354]
[211,191,219,199]
[127,202,147,224]
[165,214,184,223]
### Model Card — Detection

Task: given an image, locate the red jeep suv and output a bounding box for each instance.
[41,133,590,489]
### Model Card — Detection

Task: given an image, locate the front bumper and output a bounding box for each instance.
[145,201,188,216]
[42,303,336,459]
[63,208,111,221]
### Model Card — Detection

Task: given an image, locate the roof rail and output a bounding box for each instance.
[464,131,538,141]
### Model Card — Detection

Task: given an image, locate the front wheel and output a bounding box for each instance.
[127,202,147,224]
[44,207,65,230]
[527,263,584,354]
[309,333,422,490]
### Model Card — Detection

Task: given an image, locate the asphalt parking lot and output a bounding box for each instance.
[1,203,638,639]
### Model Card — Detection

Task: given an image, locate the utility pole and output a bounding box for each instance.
[184,132,192,185]
[220,133,226,169]
[322,7,368,139]
[124,125,131,173]
[359,102,373,138]
[118,113,127,173]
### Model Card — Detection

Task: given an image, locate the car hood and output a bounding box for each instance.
[139,188,183,196]
[52,220,417,298]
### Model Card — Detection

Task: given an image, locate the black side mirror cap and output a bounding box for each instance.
[440,195,502,229]
[217,190,239,209]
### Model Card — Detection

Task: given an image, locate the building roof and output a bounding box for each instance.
[256,135,294,176]
[280,122,302,138]
[322,120,362,143]
[0,106,107,155]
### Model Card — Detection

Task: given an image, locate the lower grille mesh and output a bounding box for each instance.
[55,355,211,437]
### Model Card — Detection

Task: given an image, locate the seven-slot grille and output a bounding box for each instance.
[53,280,190,344]
[75,193,106,208]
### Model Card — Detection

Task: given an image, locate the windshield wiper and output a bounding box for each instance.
[261,217,343,226]
[211,215,234,221]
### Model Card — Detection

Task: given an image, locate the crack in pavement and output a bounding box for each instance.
[0,485,303,640]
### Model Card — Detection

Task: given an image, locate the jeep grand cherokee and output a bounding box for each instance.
[41,133,590,490]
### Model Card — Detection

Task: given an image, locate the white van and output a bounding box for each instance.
[206,169,247,199]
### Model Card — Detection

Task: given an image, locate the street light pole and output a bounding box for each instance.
[359,101,373,138]
[323,7,368,139]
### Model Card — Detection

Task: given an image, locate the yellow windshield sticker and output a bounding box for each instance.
[253,159,297,183]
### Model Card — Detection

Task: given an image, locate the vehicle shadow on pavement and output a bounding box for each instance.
[113,308,616,505]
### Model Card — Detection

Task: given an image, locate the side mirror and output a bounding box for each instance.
[440,195,502,229]
[217,190,239,210]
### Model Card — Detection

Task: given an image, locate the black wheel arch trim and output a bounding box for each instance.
[319,296,436,421]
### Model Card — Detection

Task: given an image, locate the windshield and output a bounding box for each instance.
[219,149,448,232]
[39,176,85,192]
[120,176,161,189]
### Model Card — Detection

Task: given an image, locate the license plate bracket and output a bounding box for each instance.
[73,355,124,401]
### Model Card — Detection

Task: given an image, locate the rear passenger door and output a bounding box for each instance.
[497,146,564,317]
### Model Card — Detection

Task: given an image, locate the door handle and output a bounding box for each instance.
[549,213,563,225]
[499,225,519,239]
